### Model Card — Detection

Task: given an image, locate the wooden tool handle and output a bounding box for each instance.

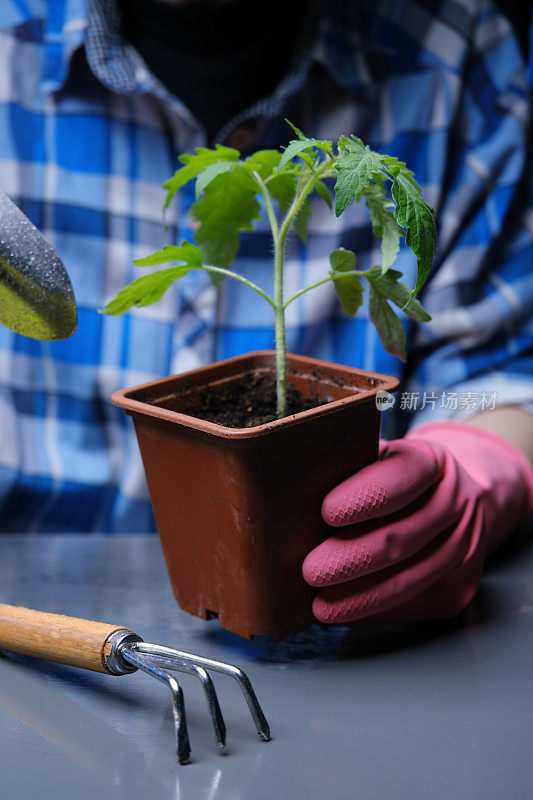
[0,604,133,674]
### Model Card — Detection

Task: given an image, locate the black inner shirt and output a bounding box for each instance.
[118,0,310,143]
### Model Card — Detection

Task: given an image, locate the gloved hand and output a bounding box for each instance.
[302,421,533,624]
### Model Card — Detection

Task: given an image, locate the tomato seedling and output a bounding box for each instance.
[105,122,436,417]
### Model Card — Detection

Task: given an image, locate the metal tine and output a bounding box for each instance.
[131,641,271,742]
[121,647,191,765]
[130,650,227,750]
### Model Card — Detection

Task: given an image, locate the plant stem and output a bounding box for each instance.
[273,232,287,418]
[251,171,279,240]
[202,266,276,308]
[283,270,363,309]
[250,169,288,416]
[272,161,337,418]
[255,157,342,419]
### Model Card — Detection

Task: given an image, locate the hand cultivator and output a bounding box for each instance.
[0,604,270,764]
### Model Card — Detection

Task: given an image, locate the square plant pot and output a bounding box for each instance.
[111,351,398,639]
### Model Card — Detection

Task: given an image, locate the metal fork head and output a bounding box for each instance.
[108,635,271,764]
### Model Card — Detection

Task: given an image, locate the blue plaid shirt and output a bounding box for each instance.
[0,0,531,533]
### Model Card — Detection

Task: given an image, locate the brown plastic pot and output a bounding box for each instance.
[111,351,398,639]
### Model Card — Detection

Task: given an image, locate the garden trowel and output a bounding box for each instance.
[0,188,77,339]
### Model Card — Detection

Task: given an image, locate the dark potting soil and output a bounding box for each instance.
[172,371,330,427]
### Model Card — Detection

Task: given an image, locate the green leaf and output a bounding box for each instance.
[368,284,406,360]
[330,247,356,272]
[294,200,312,244]
[315,180,332,209]
[133,241,204,268]
[284,121,333,152]
[104,266,192,315]
[266,172,297,212]
[329,248,363,316]
[363,183,404,273]
[364,266,431,322]
[104,239,207,314]
[334,138,385,216]
[163,145,240,211]
[285,119,307,140]
[332,272,363,317]
[380,154,421,191]
[279,138,322,170]
[391,173,437,297]
[191,165,261,267]
[206,270,225,289]
[195,161,235,198]
[244,149,282,179]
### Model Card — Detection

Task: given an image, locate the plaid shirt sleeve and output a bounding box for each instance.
[0,0,531,532]
[403,2,533,428]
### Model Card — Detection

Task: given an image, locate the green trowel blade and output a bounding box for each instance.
[0,189,77,340]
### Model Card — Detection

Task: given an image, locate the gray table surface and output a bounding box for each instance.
[0,533,532,800]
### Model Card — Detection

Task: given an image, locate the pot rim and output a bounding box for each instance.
[111,350,399,440]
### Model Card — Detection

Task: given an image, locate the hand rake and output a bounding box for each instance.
[0,604,270,764]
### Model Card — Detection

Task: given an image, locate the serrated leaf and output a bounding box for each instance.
[391,173,437,297]
[279,138,321,170]
[195,161,235,198]
[104,267,191,315]
[363,183,404,273]
[368,284,406,360]
[133,241,204,268]
[329,248,363,316]
[364,266,431,322]
[104,240,207,314]
[300,152,317,169]
[284,120,333,152]
[334,139,385,216]
[337,134,352,153]
[191,166,261,267]
[315,180,332,209]
[380,154,421,191]
[163,145,240,211]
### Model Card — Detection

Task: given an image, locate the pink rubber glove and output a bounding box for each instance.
[303,421,533,624]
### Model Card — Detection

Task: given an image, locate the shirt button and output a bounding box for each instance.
[226,125,255,151]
